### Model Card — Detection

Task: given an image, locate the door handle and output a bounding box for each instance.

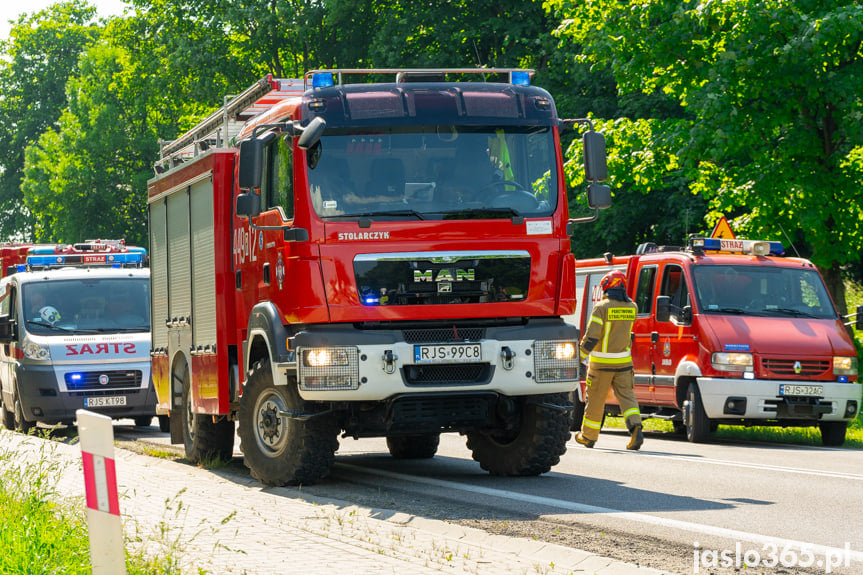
[651,331,659,344]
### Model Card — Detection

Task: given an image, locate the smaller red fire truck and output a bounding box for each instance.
[0,244,35,278]
[0,240,159,432]
[567,236,862,445]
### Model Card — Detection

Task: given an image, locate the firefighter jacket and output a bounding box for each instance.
[580,295,637,370]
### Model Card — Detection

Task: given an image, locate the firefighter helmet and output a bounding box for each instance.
[39,306,62,325]
[600,270,626,292]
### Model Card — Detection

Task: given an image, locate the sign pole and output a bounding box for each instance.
[77,409,127,575]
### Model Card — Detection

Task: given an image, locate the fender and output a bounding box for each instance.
[245,301,295,386]
[674,358,703,407]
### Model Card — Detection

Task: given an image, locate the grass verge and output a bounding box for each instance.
[0,431,196,574]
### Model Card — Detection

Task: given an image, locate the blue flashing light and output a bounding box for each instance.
[312,73,335,89]
[29,247,58,255]
[364,297,380,305]
[511,71,531,86]
[27,255,64,267]
[69,373,82,382]
[838,376,849,383]
[15,264,26,272]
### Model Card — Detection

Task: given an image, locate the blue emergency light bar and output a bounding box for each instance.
[26,251,146,268]
[690,237,785,256]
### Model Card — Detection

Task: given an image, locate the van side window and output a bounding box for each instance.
[660,264,690,322]
[263,136,294,219]
[635,266,657,315]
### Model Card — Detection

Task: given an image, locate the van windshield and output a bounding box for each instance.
[691,265,837,319]
[22,278,150,335]
[307,126,557,220]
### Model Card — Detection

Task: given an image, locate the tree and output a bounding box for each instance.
[550,0,863,311]
[22,43,155,245]
[0,0,101,239]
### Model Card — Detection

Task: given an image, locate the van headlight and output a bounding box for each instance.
[834,356,858,376]
[23,336,51,361]
[533,340,579,383]
[711,352,753,372]
[298,346,359,390]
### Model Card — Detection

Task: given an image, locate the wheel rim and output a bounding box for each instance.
[253,389,289,456]
[185,387,196,439]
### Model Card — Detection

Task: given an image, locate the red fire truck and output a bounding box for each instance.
[148,69,612,485]
[1,244,35,278]
[566,237,862,445]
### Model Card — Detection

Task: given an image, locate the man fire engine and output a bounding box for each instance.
[148,69,612,485]
[566,236,862,446]
[0,240,160,432]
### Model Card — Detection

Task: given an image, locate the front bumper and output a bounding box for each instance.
[16,361,157,424]
[287,318,580,401]
[696,377,861,422]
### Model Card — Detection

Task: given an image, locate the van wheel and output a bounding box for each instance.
[158,414,170,433]
[1,394,14,430]
[467,393,570,476]
[684,382,711,443]
[386,434,440,459]
[237,359,340,486]
[14,387,35,434]
[179,362,234,463]
[134,416,153,427]
[818,421,847,447]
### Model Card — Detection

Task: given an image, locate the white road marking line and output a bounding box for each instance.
[567,444,863,481]
[336,462,863,563]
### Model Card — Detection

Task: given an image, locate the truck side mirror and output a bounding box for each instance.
[298,117,326,151]
[236,192,261,219]
[679,305,693,325]
[587,183,612,210]
[655,296,671,323]
[857,304,863,330]
[238,138,264,190]
[583,131,607,183]
[0,314,15,343]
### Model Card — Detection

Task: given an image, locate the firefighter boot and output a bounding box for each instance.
[626,422,644,451]
[575,432,595,448]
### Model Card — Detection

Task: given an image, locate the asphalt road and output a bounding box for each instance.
[115,422,863,575]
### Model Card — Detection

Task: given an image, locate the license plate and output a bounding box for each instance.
[84,396,127,407]
[414,343,482,363]
[779,384,823,397]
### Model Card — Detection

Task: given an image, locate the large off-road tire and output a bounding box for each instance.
[14,386,35,435]
[386,434,440,459]
[466,393,571,476]
[1,393,15,430]
[684,382,711,443]
[237,359,340,486]
[819,421,847,447]
[179,362,234,463]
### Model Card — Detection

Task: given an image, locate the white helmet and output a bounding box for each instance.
[39,306,61,324]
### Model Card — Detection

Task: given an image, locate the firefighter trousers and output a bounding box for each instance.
[580,366,642,442]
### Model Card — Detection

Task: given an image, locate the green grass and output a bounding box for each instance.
[0,433,194,574]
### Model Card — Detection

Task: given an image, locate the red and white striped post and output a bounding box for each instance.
[77,409,127,575]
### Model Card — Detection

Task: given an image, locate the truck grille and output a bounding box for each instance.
[65,370,143,390]
[403,328,485,343]
[761,359,829,378]
[403,363,491,385]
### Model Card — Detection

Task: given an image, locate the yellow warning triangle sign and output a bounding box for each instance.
[710,217,735,239]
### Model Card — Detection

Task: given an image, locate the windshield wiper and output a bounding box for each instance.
[707,307,746,315]
[352,210,425,220]
[762,307,819,318]
[440,207,521,220]
[25,320,73,332]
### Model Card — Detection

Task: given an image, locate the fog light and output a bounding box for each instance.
[723,396,747,416]
[845,400,858,418]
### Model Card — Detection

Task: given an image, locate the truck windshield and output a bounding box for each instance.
[691,265,837,319]
[308,126,557,220]
[22,278,150,335]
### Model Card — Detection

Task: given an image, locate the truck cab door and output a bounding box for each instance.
[631,264,658,402]
[651,263,695,406]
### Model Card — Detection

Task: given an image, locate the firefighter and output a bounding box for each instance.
[575,270,644,450]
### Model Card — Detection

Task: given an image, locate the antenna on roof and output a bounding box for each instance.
[777,223,801,257]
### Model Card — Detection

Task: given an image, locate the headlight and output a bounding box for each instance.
[711,352,753,372]
[303,348,351,367]
[23,337,51,361]
[533,340,579,383]
[834,356,858,376]
[298,346,359,391]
